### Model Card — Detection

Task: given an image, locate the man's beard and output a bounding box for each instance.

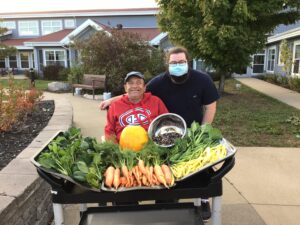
[169,73,189,84]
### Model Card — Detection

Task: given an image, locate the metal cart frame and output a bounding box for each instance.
[37,157,234,225]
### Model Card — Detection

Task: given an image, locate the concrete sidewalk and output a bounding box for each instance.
[44,78,300,225]
[235,77,300,110]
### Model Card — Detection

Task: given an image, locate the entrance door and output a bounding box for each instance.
[252,51,265,74]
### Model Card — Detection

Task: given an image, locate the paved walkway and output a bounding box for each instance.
[43,92,106,142]
[45,78,300,225]
[235,77,300,110]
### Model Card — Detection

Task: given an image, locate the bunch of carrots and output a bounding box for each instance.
[104,160,174,189]
[104,142,174,190]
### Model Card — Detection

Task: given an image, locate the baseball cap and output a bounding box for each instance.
[124,71,144,83]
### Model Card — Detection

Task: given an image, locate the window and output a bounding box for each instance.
[20,52,30,68]
[267,47,276,72]
[293,44,300,75]
[41,20,62,35]
[18,21,39,36]
[64,19,75,28]
[0,57,6,68]
[9,55,17,68]
[0,21,16,29]
[44,50,66,67]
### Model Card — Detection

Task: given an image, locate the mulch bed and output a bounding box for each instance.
[0,100,54,170]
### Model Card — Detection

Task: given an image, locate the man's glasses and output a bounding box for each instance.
[169,60,187,66]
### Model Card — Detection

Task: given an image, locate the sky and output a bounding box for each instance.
[0,0,158,13]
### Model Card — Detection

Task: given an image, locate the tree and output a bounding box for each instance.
[157,0,300,93]
[74,30,165,95]
[0,23,16,59]
[279,39,293,76]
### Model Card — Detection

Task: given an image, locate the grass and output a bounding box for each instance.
[213,79,300,147]
[0,78,52,91]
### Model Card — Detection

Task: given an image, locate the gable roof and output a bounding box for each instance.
[121,28,161,41]
[1,38,32,46]
[61,19,108,45]
[29,29,74,43]
[23,29,74,47]
[149,32,168,45]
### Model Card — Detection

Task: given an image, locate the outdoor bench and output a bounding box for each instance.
[72,74,106,99]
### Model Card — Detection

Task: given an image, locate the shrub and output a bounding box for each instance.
[24,69,38,80]
[74,30,164,95]
[144,48,165,82]
[0,77,42,132]
[276,75,289,87]
[264,74,278,84]
[42,65,64,80]
[58,68,70,81]
[288,76,300,92]
[253,74,265,80]
[68,65,84,84]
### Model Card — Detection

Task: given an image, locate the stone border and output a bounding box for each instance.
[0,98,73,225]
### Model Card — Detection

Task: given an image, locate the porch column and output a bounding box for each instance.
[69,47,73,68]
[33,48,39,71]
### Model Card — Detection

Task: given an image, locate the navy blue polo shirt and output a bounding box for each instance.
[146,69,219,127]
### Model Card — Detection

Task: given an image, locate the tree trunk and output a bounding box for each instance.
[218,73,225,95]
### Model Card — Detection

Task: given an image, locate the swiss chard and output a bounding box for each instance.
[169,122,223,164]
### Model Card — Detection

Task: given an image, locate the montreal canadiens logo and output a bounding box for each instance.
[119,107,151,127]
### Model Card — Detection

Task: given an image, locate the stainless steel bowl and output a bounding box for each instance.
[148,113,187,147]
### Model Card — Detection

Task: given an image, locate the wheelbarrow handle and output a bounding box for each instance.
[36,167,65,189]
[210,157,235,182]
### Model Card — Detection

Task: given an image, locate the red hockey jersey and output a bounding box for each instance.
[105,93,168,142]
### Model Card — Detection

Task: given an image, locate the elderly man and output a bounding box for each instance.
[105,71,168,142]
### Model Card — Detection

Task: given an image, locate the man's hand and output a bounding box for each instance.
[99,95,123,110]
[99,99,111,110]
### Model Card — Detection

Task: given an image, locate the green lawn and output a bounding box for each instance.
[0,79,52,90]
[213,79,300,147]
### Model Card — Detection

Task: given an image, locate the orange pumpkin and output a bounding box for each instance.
[119,126,149,151]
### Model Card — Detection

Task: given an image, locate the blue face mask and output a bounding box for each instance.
[168,63,188,77]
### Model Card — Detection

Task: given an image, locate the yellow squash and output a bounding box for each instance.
[119,126,149,151]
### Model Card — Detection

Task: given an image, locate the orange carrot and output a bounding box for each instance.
[145,166,151,185]
[133,166,141,186]
[129,170,134,186]
[133,180,137,187]
[132,167,138,184]
[152,174,159,186]
[104,166,115,188]
[161,164,173,185]
[120,177,127,187]
[149,166,154,185]
[121,165,129,184]
[138,159,147,175]
[170,175,175,186]
[154,164,168,188]
[142,175,148,186]
[137,166,143,186]
[113,168,120,189]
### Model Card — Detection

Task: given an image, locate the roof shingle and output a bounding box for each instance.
[1,38,32,46]
[27,29,74,43]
